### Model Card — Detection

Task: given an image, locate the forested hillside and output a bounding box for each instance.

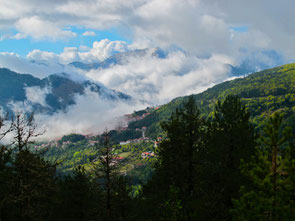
[42,63,295,176]
[135,63,295,138]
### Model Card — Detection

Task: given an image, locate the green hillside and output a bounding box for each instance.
[41,63,295,177]
[135,63,295,138]
[42,133,155,182]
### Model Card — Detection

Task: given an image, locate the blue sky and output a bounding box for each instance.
[0,27,131,56]
[231,26,248,33]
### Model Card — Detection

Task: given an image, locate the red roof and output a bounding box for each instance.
[113,156,124,160]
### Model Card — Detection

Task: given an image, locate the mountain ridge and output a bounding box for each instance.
[0,68,134,115]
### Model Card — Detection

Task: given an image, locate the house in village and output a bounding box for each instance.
[141,151,155,159]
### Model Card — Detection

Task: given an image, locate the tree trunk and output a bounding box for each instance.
[272,144,278,221]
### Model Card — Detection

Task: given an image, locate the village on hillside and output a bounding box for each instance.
[34,106,164,173]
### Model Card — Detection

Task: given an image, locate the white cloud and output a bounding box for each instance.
[0,32,27,41]
[59,47,80,64]
[82,31,96,36]
[84,50,234,104]
[0,34,9,41]
[0,52,63,78]
[35,88,146,140]
[131,0,229,56]
[79,45,90,51]
[15,16,77,40]
[27,49,59,63]
[127,0,295,61]
[80,39,128,61]
[7,100,33,114]
[27,39,129,64]
[12,32,27,39]
[25,86,51,107]
[0,52,87,81]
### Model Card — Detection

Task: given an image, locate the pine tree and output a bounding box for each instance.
[0,145,14,221]
[93,130,131,221]
[112,175,131,221]
[93,131,116,220]
[232,112,295,220]
[54,166,99,221]
[12,149,57,220]
[6,113,56,221]
[0,113,12,221]
[197,95,256,220]
[0,113,15,220]
[143,95,206,221]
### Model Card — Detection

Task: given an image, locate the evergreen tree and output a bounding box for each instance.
[93,130,131,221]
[0,145,14,221]
[0,113,15,220]
[12,149,57,221]
[232,112,295,220]
[197,95,256,220]
[143,95,206,221]
[112,176,131,221]
[54,166,99,221]
[94,130,116,220]
[2,113,57,221]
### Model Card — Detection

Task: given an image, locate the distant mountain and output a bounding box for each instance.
[0,68,133,115]
[70,47,276,79]
[69,48,166,71]
[227,50,285,78]
[227,64,253,77]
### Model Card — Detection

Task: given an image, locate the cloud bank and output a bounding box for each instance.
[34,89,146,140]
[25,86,51,107]
[0,38,284,105]
[84,50,234,104]
[27,39,128,64]
[0,52,66,78]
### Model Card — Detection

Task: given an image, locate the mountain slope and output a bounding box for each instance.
[0,68,41,103]
[129,63,295,138]
[39,62,295,175]
[0,68,133,114]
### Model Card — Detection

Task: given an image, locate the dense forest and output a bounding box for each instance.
[1,94,295,220]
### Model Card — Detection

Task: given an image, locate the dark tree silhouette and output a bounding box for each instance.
[232,112,295,220]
